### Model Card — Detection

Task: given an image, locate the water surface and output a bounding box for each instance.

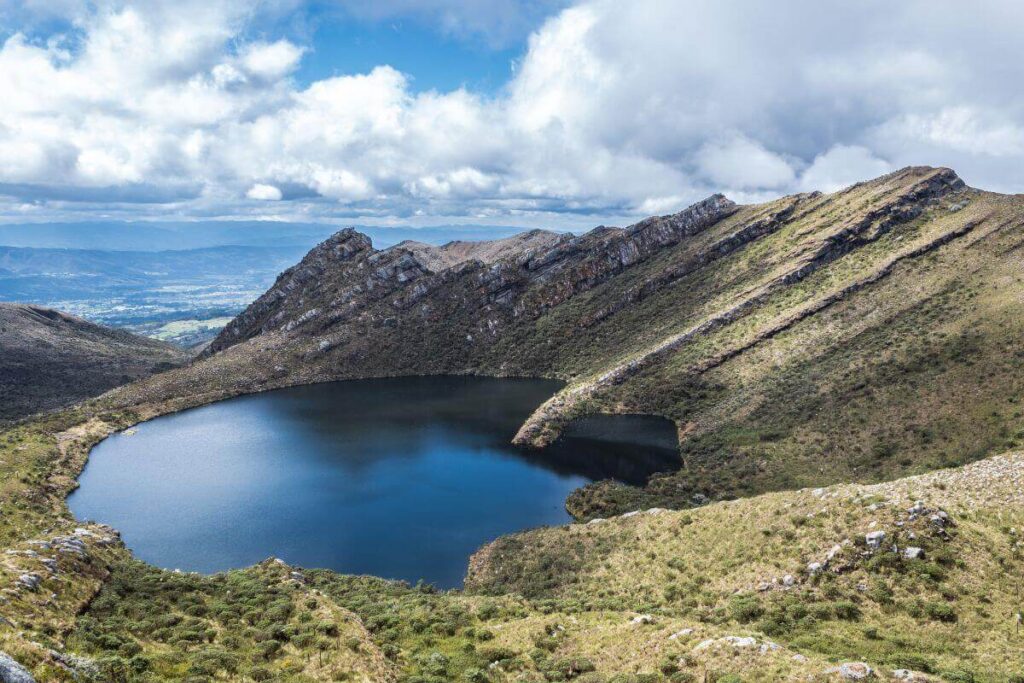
[70,377,679,587]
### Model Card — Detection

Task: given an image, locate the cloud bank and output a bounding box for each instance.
[1,0,1023,228]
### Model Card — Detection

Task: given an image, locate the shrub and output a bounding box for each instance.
[728,595,764,623]
[942,669,977,683]
[832,600,861,620]
[924,601,957,623]
[887,653,935,673]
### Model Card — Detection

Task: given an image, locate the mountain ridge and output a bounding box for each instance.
[137,164,1024,519]
[0,303,187,422]
[2,165,1024,681]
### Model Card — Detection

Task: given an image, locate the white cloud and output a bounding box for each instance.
[696,136,796,190]
[246,183,283,200]
[240,40,304,80]
[799,146,893,193]
[3,0,1024,227]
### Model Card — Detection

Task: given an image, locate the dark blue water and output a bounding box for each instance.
[69,377,679,587]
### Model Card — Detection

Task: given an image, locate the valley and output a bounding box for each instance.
[0,167,1023,681]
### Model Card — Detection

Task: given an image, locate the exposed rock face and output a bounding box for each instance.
[0,653,34,683]
[394,229,563,272]
[0,303,187,422]
[112,165,1024,515]
[206,194,738,357]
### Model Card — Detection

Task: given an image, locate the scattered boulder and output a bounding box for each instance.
[903,547,925,560]
[807,562,823,575]
[630,614,654,625]
[831,662,874,680]
[722,636,757,648]
[16,574,40,591]
[865,531,886,549]
[668,628,694,640]
[49,651,98,679]
[0,652,35,683]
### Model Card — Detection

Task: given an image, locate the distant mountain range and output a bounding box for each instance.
[0,222,546,344]
[0,221,539,251]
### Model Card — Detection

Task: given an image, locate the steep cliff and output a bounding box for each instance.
[115,166,1024,515]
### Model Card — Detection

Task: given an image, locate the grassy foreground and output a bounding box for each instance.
[0,403,1022,681]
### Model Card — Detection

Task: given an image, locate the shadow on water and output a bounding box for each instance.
[527,415,680,485]
[68,376,679,588]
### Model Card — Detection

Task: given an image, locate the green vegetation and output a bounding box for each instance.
[1,167,1024,680]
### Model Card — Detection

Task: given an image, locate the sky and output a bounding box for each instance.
[0,0,1023,233]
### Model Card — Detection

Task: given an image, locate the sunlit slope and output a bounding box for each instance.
[111,166,1024,515]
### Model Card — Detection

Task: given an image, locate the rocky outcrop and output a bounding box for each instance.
[0,653,34,683]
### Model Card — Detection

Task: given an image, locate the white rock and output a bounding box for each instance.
[865,530,886,549]
[903,546,925,560]
[630,614,654,625]
[724,636,757,648]
[807,562,823,575]
[835,662,874,680]
[668,628,694,640]
[782,574,795,587]
[0,652,35,683]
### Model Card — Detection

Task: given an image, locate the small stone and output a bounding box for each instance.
[836,662,874,680]
[782,574,795,587]
[586,518,606,525]
[903,547,925,560]
[668,628,694,640]
[723,636,757,648]
[807,562,823,575]
[630,614,654,625]
[17,574,41,591]
[865,530,886,549]
[892,670,913,680]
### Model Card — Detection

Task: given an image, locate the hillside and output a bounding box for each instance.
[0,303,186,421]
[129,166,1024,516]
[1,409,1021,681]
[1,166,1023,681]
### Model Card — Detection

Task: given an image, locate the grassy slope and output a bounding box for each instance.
[0,304,187,422]
[1,168,1023,680]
